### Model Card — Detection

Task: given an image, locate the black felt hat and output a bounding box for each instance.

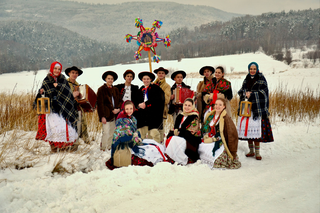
[171,70,186,80]
[138,71,156,82]
[65,66,83,77]
[153,67,169,75]
[102,71,118,82]
[123,69,135,80]
[199,66,215,76]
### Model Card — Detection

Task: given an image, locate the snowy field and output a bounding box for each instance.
[0,52,319,94]
[0,52,319,213]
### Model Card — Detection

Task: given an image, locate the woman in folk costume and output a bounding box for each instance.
[165,98,202,165]
[105,101,166,170]
[135,71,165,143]
[65,66,89,147]
[196,66,214,122]
[199,98,241,169]
[114,69,141,110]
[237,62,274,160]
[153,67,171,143]
[35,61,78,152]
[202,66,233,119]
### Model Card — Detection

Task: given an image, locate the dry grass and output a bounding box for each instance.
[230,85,320,123]
[1,85,319,134]
[0,85,319,173]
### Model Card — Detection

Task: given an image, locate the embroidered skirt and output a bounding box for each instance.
[237,115,274,143]
[45,112,78,147]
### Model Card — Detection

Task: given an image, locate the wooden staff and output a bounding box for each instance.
[148,50,152,72]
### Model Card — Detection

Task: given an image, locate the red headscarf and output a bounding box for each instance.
[49,61,62,82]
[116,100,136,120]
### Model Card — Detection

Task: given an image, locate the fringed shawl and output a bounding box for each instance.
[41,74,78,128]
[238,73,270,119]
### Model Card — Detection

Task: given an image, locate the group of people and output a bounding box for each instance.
[35,61,274,170]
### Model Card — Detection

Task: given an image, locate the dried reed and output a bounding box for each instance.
[0,84,319,173]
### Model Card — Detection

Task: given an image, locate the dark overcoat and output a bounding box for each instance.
[135,84,165,129]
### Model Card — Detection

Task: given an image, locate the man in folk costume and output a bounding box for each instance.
[35,61,78,152]
[65,66,89,148]
[114,69,141,110]
[97,71,122,151]
[135,71,165,143]
[196,66,214,122]
[153,67,171,143]
[168,70,191,123]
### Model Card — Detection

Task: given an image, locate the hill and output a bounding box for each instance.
[0,0,241,43]
[0,20,136,73]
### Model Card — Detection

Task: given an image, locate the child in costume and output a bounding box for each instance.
[106,101,166,170]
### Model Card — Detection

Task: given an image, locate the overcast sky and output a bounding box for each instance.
[62,0,319,15]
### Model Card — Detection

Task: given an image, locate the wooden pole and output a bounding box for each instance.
[148,50,152,72]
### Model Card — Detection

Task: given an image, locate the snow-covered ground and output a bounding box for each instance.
[1,52,319,94]
[0,52,319,213]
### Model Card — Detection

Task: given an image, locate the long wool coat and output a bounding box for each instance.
[135,84,165,129]
[97,84,122,122]
[153,78,171,119]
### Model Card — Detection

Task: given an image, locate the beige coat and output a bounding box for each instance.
[67,78,89,143]
[196,76,212,119]
[154,78,171,119]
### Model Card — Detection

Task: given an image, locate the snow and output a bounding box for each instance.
[0,52,319,212]
[1,52,319,94]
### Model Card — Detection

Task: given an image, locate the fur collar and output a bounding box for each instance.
[154,78,167,85]
[67,78,79,86]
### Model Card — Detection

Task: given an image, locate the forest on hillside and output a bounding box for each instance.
[156,9,320,61]
[0,9,319,74]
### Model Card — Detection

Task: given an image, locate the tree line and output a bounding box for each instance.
[0,9,319,74]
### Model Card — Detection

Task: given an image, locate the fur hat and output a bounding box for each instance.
[154,67,169,75]
[171,70,186,80]
[65,66,83,77]
[138,71,155,82]
[102,71,118,82]
[123,69,135,80]
[199,66,215,76]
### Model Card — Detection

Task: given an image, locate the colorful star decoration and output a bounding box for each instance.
[125,18,171,63]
